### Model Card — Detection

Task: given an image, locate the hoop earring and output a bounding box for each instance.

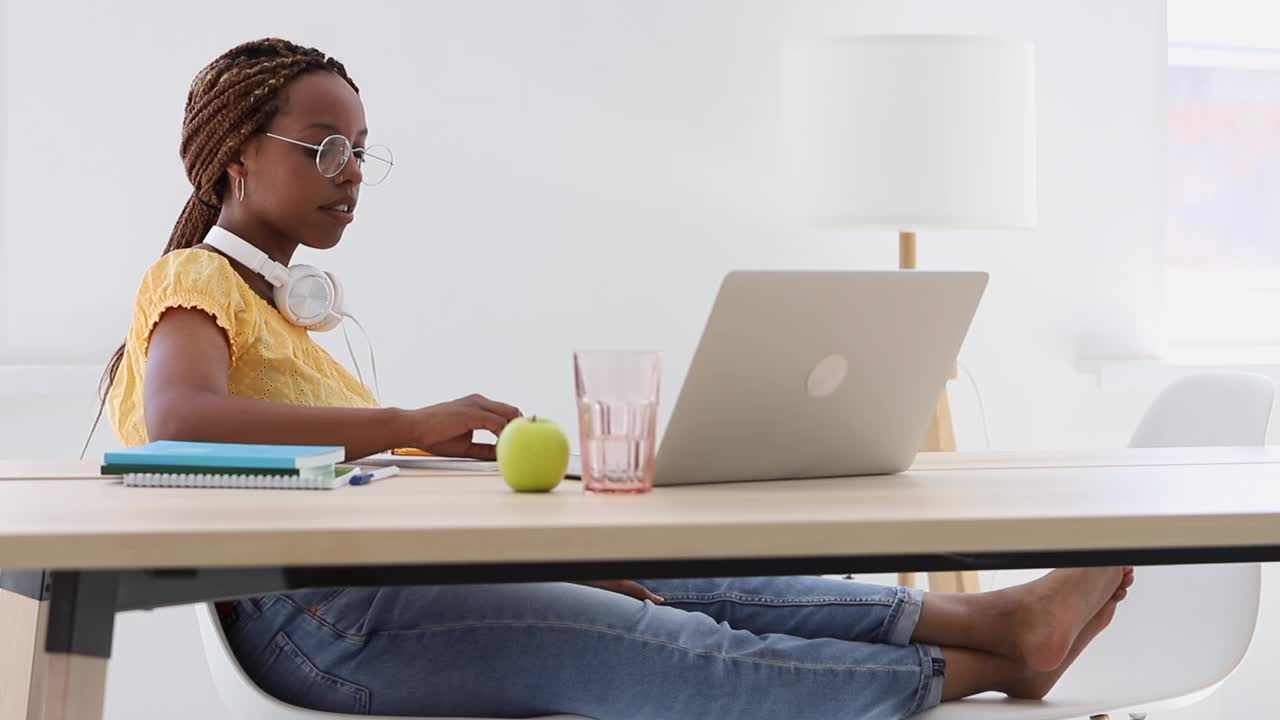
[234,176,246,203]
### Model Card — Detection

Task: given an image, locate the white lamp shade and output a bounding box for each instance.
[788,35,1036,230]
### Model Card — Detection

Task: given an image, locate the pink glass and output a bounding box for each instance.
[573,351,661,494]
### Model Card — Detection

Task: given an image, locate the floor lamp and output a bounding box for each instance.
[792,34,1037,593]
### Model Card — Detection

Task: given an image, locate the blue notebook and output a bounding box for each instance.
[104,441,345,471]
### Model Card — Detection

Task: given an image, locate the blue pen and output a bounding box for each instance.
[349,465,400,486]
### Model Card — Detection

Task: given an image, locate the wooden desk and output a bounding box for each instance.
[6,447,1280,719]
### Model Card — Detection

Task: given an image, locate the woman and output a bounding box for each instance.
[104,37,1132,719]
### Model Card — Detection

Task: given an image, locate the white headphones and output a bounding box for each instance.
[203,225,347,332]
[202,224,381,401]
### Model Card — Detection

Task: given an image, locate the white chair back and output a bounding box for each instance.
[195,602,359,720]
[1129,371,1274,448]
[922,371,1273,719]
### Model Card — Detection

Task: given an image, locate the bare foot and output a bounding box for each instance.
[1004,594,1121,699]
[1113,567,1135,602]
[937,572,1134,704]
[1005,567,1125,671]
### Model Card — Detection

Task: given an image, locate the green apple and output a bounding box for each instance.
[496,415,570,492]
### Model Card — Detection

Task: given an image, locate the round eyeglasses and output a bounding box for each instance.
[263,132,394,186]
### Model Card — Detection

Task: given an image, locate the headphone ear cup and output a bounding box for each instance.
[275,265,337,329]
[325,270,346,318]
[306,271,345,332]
[273,273,301,326]
[306,271,346,332]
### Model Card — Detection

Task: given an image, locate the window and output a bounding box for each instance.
[1162,1,1280,362]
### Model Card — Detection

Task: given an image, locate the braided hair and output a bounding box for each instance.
[99,38,359,402]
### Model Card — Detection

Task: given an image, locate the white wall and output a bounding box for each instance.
[2,1,1267,719]
[0,0,1173,454]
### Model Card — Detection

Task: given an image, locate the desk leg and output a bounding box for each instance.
[34,572,117,720]
[1,571,49,720]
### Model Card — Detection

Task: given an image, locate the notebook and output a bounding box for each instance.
[103,441,347,490]
[104,441,344,470]
[116,466,355,490]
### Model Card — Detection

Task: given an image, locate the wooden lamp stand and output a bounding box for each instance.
[896,231,980,594]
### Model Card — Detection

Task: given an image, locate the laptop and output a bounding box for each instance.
[567,270,988,485]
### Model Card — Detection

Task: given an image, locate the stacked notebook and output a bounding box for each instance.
[102,441,350,490]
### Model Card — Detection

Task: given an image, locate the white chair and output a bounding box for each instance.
[194,602,589,720]
[920,370,1274,720]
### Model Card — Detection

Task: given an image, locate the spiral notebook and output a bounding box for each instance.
[115,466,355,489]
[103,441,349,490]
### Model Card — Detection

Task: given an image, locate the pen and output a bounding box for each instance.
[349,465,401,486]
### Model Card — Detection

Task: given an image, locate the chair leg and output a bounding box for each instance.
[897,572,917,588]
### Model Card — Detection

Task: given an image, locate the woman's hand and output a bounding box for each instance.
[406,394,522,460]
[575,580,665,604]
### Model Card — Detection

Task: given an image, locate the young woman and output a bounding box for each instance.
[104,38,1133,719]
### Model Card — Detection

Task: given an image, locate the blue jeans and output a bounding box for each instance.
[220,576,945,719]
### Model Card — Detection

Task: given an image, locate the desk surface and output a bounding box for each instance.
[3,447,1280,571]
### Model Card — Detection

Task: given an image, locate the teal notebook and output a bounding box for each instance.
[101,463,334,481]
[103,441,345,471]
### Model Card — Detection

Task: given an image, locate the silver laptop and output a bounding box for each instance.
[568,270,988,485]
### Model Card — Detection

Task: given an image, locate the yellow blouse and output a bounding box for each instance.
[108,248,377,447]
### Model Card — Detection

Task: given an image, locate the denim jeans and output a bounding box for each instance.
[220,576,945,719]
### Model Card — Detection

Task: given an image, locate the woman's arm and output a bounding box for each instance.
[143,308,518,461]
